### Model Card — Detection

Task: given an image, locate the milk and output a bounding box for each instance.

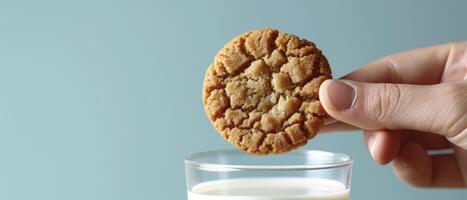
[188,177,350,200]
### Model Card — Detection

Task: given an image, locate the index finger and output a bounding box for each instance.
[343,43,453,84]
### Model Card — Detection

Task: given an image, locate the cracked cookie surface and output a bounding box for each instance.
[203,28,332,155]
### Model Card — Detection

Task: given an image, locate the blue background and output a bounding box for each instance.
[1,0,467,199]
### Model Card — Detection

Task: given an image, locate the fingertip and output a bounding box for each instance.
[319,79,356,112]
[364,130,401,165]
[364,131,379,162]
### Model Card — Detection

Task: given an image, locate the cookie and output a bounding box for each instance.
[203,28,332,155]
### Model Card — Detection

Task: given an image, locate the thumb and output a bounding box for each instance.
[319,79,467,138]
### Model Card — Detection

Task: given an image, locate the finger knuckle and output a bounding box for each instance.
[382,56,403,83]
[374,83,402,123]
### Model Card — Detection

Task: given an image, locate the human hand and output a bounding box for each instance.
[319,42,467,187]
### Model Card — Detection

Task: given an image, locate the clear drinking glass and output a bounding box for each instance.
[185,149,352,200]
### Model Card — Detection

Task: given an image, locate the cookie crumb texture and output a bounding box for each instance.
[203,28,332,155]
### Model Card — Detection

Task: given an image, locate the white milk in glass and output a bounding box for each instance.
[188,177,349,200]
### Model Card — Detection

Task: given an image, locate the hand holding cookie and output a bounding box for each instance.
[202,28,466,188]
[320,42,467,188]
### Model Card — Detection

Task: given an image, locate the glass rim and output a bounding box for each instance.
[185,149,352,171]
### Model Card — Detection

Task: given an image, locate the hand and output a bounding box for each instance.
[319,42,467,188]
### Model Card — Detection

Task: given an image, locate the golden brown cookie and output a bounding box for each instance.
[203,28,332,155]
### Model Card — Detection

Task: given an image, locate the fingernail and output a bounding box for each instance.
[368,135,377,160]
[324,80,356,111]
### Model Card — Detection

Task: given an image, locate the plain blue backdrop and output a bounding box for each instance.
[1,0,467,199]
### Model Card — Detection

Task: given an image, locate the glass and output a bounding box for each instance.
[185,149,352,200]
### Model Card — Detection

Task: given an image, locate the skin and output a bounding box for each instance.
[318,41,467,188]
